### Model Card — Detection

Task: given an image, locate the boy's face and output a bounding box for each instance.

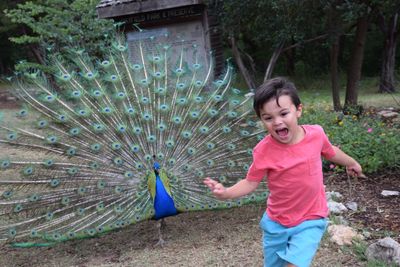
[259,95,303,145]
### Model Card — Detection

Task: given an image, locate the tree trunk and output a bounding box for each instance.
[264,41,285,82]
[284,47,295,76]
[229,36,256,90]
[345,16,368,107]
[379,13,398,93]
[327,1,342,111]
[330,36,341,111]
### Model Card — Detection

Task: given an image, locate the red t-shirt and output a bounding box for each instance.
[246,125,336,227]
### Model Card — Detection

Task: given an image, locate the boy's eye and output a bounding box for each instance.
[281,112,288,116]
[263,117,272,121]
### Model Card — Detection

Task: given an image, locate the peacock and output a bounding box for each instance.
[0,28,268,247]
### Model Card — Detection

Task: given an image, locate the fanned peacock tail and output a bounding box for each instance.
[0,30,267,245]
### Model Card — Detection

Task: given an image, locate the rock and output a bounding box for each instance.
[328,200,348,214]
[326,191,343,201]
[328,225,363,246]
[346,201,358,211]
[381,190,400,197]
[365,237,400,266]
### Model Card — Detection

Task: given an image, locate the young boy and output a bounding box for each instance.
[204,77,362,267]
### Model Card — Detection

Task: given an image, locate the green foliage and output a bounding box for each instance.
[4,0,114,72]
[302,105,400,173]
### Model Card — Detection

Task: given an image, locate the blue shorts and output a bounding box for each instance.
[259,213,328,267]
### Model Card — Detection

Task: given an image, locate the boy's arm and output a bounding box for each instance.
[328,146,363,177]
[203,178,259,200]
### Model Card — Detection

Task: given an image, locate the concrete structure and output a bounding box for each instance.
[96,0,223,74]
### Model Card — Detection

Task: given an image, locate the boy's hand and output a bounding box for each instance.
[346,162,366,178]
[203,177,229,200]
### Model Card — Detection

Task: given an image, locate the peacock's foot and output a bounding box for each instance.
[154,238,166,247]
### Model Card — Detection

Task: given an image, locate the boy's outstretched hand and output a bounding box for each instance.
[346,162,366,178]
[203,177,228,200]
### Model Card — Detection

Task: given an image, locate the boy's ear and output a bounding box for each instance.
[296,104,303,118]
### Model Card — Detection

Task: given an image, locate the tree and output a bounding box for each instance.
[4,0,114,72]
[375,2,400,93]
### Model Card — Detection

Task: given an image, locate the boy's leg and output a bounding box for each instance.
[260,213,289,267]
[277,218,327,267]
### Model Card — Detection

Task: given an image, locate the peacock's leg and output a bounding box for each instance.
[155,218,166,247]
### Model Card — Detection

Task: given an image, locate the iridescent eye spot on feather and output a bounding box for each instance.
[69,127,81,136]
[23,166,33,176]
[101,60,111,67]
[97,180,106,189]
[43,159,54,167]
[199,126,209,134]
[140,112,152,121]
[159,104,169,111]
[92,90,103,98]
[193,96,203,103]
[141,96,150,104]
[172,116,182,124]
[125,107,136,115]
[206,142,215,150]
[2,190,13,198]
[14,204,23,213]
[165,139,175,148]
[91,143,102,152]
[222,126,232,133]
[46,135,58,144]
[66,147,76,156]
[187,147,196,155]
[76,208,85,216]
[147,135,156,142]
[240,130,250,137]
[124,171,133,178]
[71,90,81,98]
[208,108,218,117]
[177,97,187,105]
[113,157,123,166]
[45,212,54,221]
[37,119,48,128]
[58,114,68,122]
[157,123,166,131]
[155,87,166,94]
[182,130,192,139]
[190,111,200,119]
[111,142,122,150]
[17,109,28,117]
[227,143,236,150]
[176,83,186,90]
[117,124,127,133]
[30,229,39,238]
[206,159,215,167]
[6,132,17,141]
[50,179,60,187]
[130,144,140,153]
[131,64,142,71]
[1,160,11,169]
[227,111,238,119]
[45,95,56,102]
[193,63,201,70]
[67,167,79,175]
[8,228,17,238]
[133,127,142,135]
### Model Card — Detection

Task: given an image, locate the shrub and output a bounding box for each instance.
[301,104,400,173]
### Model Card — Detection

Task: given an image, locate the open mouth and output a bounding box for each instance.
[276,128,289,138]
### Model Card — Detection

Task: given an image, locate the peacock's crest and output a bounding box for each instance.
[0,30,266,246]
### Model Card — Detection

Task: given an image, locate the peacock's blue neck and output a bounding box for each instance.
[153,174,178,220]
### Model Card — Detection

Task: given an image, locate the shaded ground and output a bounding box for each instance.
[0,172,398,267]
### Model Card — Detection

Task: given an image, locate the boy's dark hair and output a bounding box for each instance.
[253,77,301,118]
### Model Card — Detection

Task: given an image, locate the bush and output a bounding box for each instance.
[301,104,400,173]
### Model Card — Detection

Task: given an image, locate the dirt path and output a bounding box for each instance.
[3,171,398,267]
